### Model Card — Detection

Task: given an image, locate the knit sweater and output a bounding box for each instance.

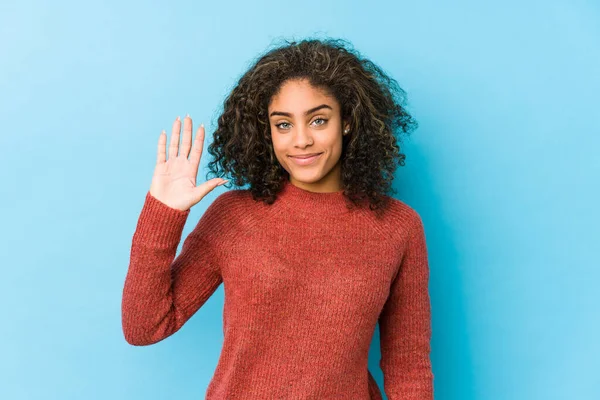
[121,178,434,399]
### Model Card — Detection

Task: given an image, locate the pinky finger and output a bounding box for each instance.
[157,130,167,164]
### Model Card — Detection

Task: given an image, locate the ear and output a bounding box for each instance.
[343,121,350,136]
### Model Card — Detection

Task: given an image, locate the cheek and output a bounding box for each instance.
[323,136,343,154]
[271,141,289,165]
[271,139,285,156]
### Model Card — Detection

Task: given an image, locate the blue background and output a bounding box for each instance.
[1,0,598,399]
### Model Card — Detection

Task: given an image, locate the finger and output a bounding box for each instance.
[192,178,228,204]
[168,116,181,159]
[157,130,167,164]
[180,114,193,159]
[189,123,205,173]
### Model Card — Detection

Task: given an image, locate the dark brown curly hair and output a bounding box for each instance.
[205,36,418,212]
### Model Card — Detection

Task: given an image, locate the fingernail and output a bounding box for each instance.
[176,116,180,121]
[200,123,204,128]
[186,113,190,118]
[217,180,229,186]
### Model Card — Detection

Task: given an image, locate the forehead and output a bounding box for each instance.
[268,79,338,112]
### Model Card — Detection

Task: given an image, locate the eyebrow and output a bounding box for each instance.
[269,104,332,118]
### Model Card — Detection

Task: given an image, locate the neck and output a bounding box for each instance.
[276,178,352,217]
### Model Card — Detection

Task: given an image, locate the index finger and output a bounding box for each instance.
[168,116,182,159]
[189,123,205,173]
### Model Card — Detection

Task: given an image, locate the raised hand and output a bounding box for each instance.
[149,115,228,211]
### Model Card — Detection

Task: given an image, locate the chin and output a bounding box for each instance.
[289,171,324,183]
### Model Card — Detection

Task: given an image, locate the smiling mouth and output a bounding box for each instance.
[288,153,323,165]
[289,153,323,159]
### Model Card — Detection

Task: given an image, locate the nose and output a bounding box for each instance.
[292,125,313,148]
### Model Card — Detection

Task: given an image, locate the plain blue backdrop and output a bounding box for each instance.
[1,0,598,399]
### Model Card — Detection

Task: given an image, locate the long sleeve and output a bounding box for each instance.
[378,213,434,399]
[121,191,227,346]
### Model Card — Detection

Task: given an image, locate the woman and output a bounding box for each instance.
[122,37,433,399]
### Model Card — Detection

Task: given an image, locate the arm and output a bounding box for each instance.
[121,191,227,346]
[379,213,434,399]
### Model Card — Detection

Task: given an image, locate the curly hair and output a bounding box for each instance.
[205,36,418,212]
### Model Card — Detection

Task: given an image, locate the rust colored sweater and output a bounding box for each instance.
[121,179,434,399]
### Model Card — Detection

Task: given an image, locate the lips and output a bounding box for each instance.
[288,153,323,166]
[289,153,322,159]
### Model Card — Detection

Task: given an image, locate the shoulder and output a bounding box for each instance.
[210,187,255,210]
[204,188,260,223]
[192,188,257,243]
[382,195,422,223]
[380,195,425,240]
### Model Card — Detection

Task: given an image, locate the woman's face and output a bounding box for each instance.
[268,78,350,193]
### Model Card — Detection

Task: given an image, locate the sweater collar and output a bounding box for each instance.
[277,178,352,216]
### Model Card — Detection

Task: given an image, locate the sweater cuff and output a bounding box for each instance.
[133,191,190,248]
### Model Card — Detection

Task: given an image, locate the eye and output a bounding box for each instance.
[275,122,291,130]
[312,118,328,126]
[274,118,328,130]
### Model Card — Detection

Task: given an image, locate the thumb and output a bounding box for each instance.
[192,178,229,204]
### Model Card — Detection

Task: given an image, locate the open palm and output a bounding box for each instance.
[149,115,227,211]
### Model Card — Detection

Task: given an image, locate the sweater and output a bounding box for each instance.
[121,178,434,399]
